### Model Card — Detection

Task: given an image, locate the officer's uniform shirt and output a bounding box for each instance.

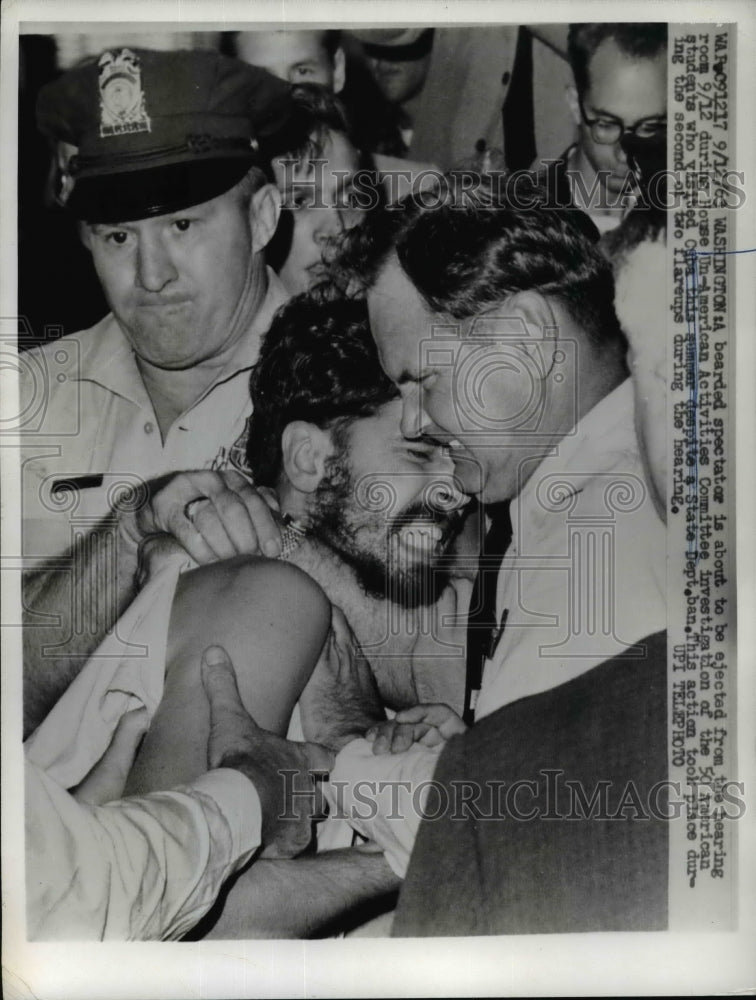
[19,268,288,563]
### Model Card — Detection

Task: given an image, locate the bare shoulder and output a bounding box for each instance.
[179,554,331,627]
[165,555,333,734]
[171,555,331,665]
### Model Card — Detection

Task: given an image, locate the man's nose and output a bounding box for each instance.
[314,207,345,246]
[135,234,178,292]
[400,384,432,439]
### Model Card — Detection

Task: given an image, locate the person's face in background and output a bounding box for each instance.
[48,139,78,207]
[271,129,365,295]
[235,30,345,92]
[568,37,667,196]
[367,51,432,105]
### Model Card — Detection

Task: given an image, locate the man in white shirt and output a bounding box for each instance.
[321,183,666,880]
[21,49,298,733]
[27,645,333,940]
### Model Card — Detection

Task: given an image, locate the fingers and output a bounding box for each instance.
[201,645,261,768]
[223,473,282,558]
[138,474,223,564]
[395,703,467,739]
[367,704,467,755]
[140,471,283,565]
[72,707,149,806]
[182,498,239,562]
[393,704,434,724]
[367,719,429,755]
[436,711,468,740]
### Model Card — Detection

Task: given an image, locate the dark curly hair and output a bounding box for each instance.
[322,181,624,348]
[246,294,398,487]
[568,23,668,98]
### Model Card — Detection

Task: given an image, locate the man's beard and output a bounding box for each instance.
[307,452,465,608]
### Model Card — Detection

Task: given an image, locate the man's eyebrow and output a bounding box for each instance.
[396,370,419,386]
[90,222,133,233]
[588,105,666,125]
[585,105,624,121]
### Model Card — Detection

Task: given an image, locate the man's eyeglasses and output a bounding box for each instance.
[578,97,666,145]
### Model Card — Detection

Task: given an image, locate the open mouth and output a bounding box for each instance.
[394,506,467,559]
[396,521,445,555]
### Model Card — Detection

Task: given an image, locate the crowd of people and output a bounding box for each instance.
[18,24,672,940]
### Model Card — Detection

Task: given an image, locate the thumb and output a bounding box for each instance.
[394,704,433,724]
[201,645,261,768]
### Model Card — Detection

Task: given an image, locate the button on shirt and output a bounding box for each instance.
[18,268,288,562]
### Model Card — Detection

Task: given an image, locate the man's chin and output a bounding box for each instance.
[378,565,452,608]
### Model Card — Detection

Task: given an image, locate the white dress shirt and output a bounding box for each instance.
[27,761,261,940]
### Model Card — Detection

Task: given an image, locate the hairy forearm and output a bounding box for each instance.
[22,515,138,737]
[200,847,400,939]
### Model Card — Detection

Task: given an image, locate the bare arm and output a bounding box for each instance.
[22,469,282,737]
[124,555,332,796]
[195,846,400,939]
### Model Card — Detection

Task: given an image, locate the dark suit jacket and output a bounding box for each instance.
[392,632,668,936]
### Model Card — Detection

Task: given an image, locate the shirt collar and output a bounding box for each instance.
[210,268,289,387]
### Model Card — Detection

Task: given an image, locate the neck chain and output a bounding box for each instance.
[279,513,308,560]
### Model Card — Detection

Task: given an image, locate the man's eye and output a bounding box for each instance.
[636,120,666,138]
[405,445,435,465]
[292,66,315,79]
[173,219,192,232]
[104,231,131,246]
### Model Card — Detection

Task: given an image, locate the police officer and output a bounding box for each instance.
[22,48,295,733]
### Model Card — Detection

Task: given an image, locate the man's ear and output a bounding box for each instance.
[509,290,561,357]
[566,84,582,127]
[332,47,346,93]
[250,183,283,253]
[469,291,560,350]
[281,421,334,494]
[469,291,562,374]
[79,222,93,252]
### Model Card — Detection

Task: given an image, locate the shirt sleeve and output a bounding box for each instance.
[26,761,262,941]
[324,738,443,878]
